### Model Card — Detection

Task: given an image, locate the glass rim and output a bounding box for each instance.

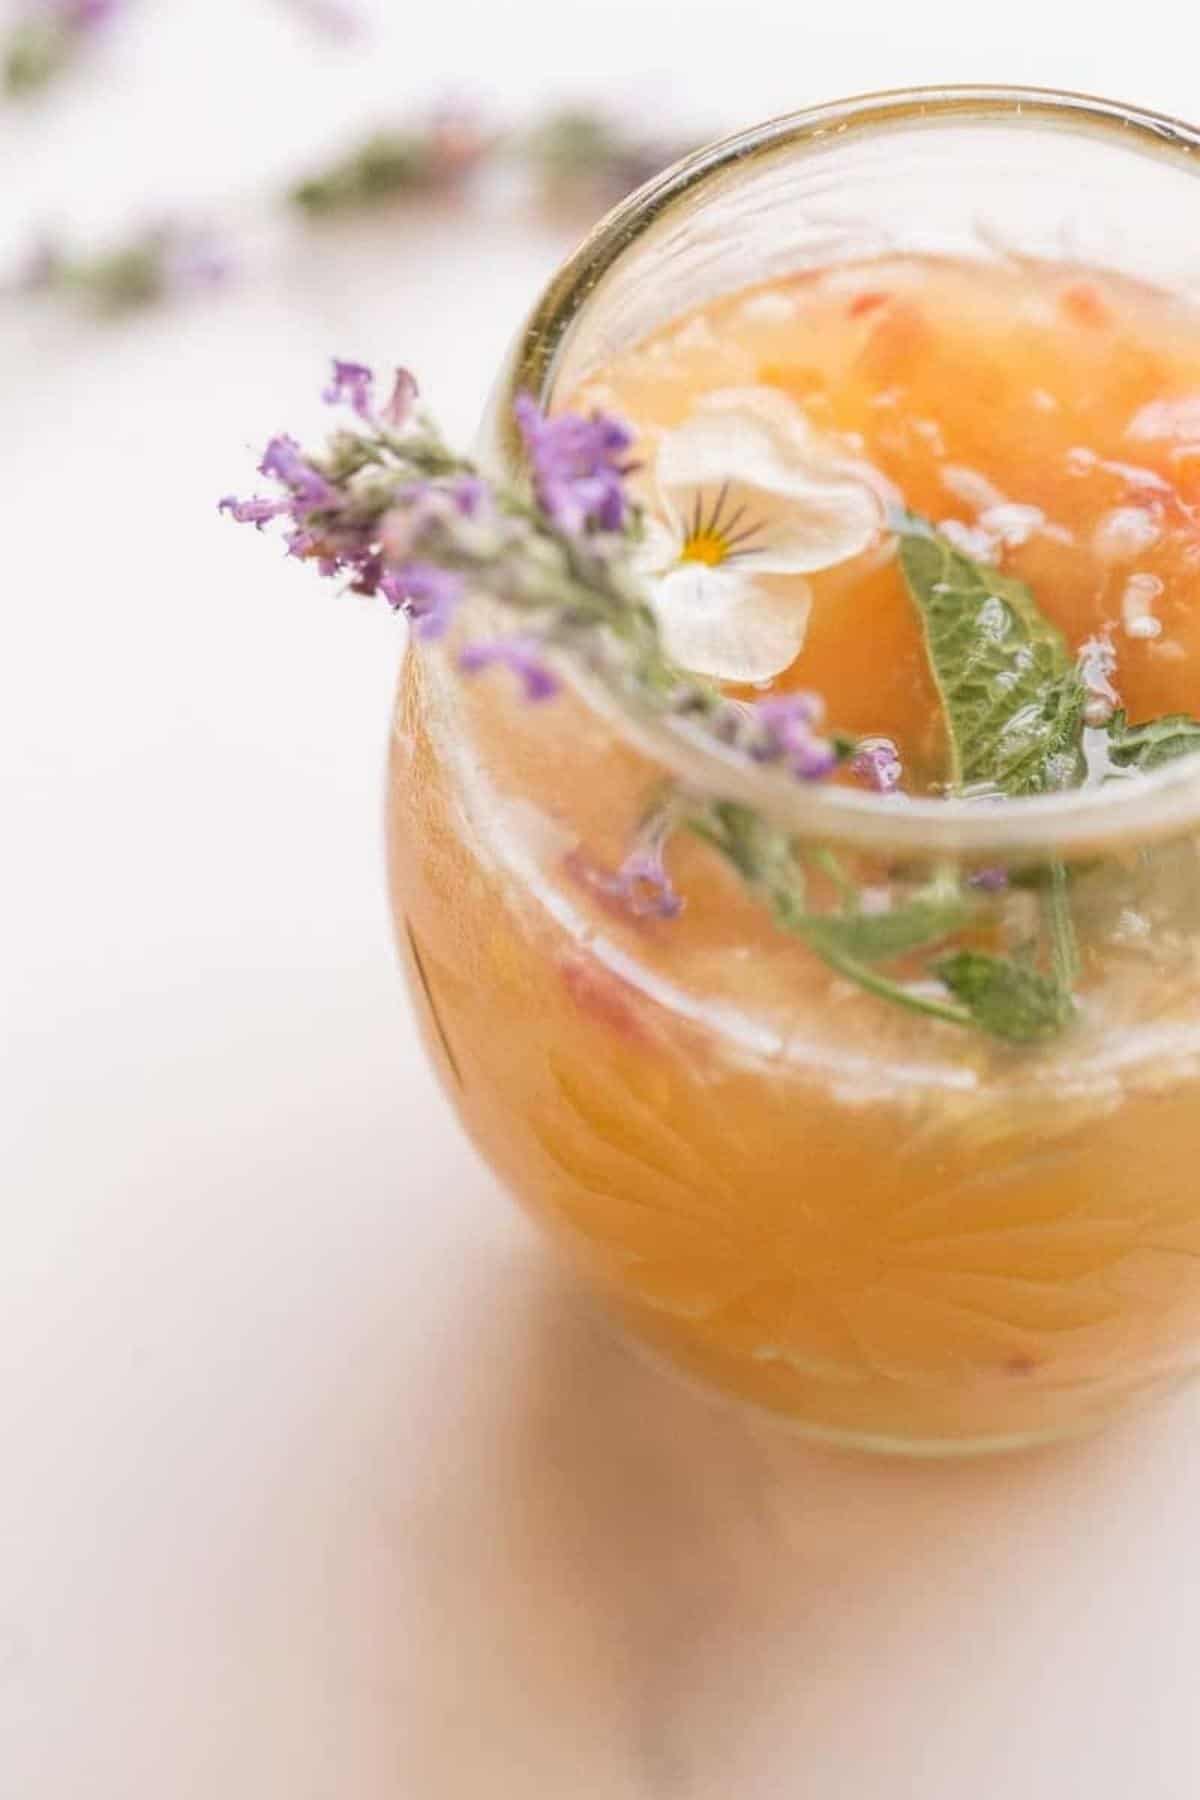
[495,84,1200,858]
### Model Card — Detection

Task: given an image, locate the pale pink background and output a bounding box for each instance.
[4,2,1200,1793]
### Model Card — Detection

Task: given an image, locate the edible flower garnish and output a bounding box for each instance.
[635,387,882,682]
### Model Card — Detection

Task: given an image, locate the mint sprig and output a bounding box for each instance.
[897,514,1087,796]
[686,800,976,1029]
[894,517,1086,1038]
[709,518,1200,1047]
[934,951,1077,1043]
[1107,710,1200,772]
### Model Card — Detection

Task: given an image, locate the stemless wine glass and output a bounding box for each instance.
[388,88,1200,1454]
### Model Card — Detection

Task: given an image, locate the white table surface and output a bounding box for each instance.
[6,3,1200,1794]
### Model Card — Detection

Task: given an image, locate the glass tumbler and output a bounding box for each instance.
[388,87,1200,1453]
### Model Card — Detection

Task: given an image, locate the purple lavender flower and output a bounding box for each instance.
[258,435,336,511]
[379,561,464,638]
[515,393,635,537]
[750,694,838,781]
[568,839,683,921]
[347,553,389,596]
[458,636,559,701]
[382,367,418,429]
[379,474,486,565]
[284,526,318,559]
[617,847,684,918]
[283,527,341,578]
[968,866,1010,893]
[448,474,486,517]
[851,736,903,793]
[322,360,424,433]
[322,358,375,420]
[218,494,291,527]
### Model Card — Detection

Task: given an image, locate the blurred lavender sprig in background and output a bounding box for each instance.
[289,101,495,213]
[3,0,121,96]
[6,0,706,317]
[288,102,697,218]
[22,219,231,313]
[12,97,704,316]
[521,106,698,210]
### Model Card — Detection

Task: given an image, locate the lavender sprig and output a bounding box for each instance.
[21,220,230,313]
[851,735,903,793]
[3,0,120,96]
[289,105,492,214]
[567,797,685,921]
[226,363,1188,1048]
[457,637,561,702]
[223,365,951,1005]
[522,106,698,209]
[12,98,702,317]
[221,358,862,765]
[290,103,699,219]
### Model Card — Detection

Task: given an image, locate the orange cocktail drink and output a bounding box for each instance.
[388,92,1200,1451]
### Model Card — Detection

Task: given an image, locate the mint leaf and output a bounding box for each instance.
[687,798,1075,1040]
[898,517,1085,795]
[687,529,1200,1047]
[691,808,970,963]
[897,518,1088,1042]
[686,803,973,1029]
[935,951,1077,1044]
[687,802,809,928]
[801,890,970,963]
[1107,709,1200,772]
[1043,859,1080,988]
[685,524,1171,1047]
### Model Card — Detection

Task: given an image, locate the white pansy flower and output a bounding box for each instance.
[636,387,884,683]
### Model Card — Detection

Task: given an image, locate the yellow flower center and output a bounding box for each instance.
[678,529,730,568]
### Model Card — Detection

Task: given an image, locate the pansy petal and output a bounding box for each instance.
[727,476,881,573]
[655,385,882,573]
[650,564,810,684]
[656,385,845,491]
[636,513,682,578]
